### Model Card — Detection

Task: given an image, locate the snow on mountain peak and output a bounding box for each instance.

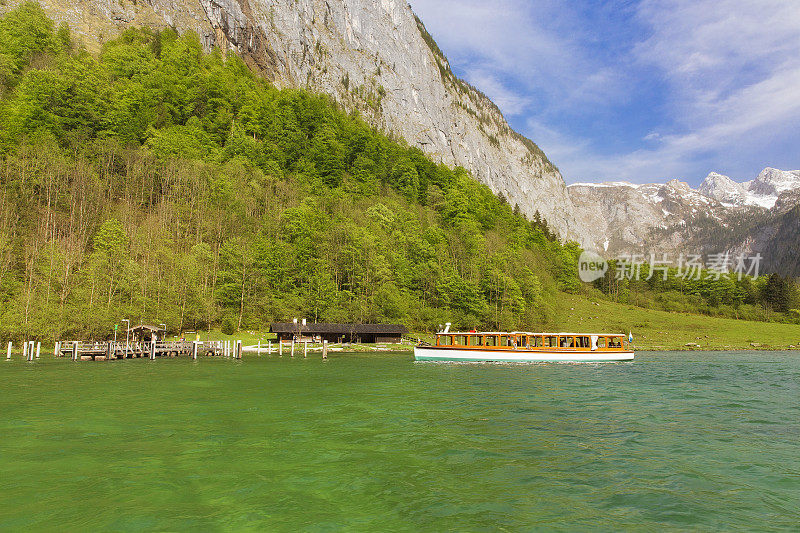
[568,167,800,263]
[698,172,747,206]
[748,167,800,197]
[665,178,692,193]
[692,167,800,209]
[568,168,800,211]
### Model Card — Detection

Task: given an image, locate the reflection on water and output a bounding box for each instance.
[1,351,799,530]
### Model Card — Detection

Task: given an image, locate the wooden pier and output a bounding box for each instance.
[58,341,224,361]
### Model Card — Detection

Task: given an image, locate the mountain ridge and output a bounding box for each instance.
[568,167,800,275]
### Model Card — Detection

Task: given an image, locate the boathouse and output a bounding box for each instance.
[127,324,164,342]
[269,323,408,344]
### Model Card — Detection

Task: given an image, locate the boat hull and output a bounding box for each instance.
[414,346,634,362]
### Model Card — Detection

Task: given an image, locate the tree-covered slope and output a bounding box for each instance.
[0,4,581,340]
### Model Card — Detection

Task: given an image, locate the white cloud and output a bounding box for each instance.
[463,69,530,116]
[411,0,800,184]
[537,0,800,183]
[409,0,626,109]
[607,0,800,181]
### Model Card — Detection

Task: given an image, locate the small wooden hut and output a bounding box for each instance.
[127,324,163,342]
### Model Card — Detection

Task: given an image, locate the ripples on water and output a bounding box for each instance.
[1,351,798,530]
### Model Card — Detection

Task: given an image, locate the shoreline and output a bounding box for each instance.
[3,339,797,359]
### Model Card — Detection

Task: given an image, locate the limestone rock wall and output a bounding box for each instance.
[1,0,588,242]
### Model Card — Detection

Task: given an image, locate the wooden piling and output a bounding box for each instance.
[236,340,242,359]
[22,341,27,360]
[35,342,41,359]
[192,341,198,360]
[323,340,328,359]
[72,342,78,361]
[54,341,59,357]
[6,342,11,360]
[279,340,283,356]
[303,340,307,358]
[291,339,295,358]
[150,338,156,360]
[257,339,261,356]
[268,340,272,355]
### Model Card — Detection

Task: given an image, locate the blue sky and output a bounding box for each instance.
[408,0,800,185]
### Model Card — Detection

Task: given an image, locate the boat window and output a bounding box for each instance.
[453,335,467,346]
[576,336,590,348]
[499,335,508,347]
[485,335,497,347]
[559,336,575,348]
[531,336,543,347]
[469,335,483,346]
[544,336,556,347]
[518,336,528,348]
[438,335,452,346]
[596,337,606,349]
[609,337,622,349]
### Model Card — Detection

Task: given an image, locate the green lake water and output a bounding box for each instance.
[1,351,799,531]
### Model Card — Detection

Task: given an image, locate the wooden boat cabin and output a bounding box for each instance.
[415,331,633,362]
[434,332,629,352]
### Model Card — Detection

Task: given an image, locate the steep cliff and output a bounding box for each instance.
[2,0,586,241]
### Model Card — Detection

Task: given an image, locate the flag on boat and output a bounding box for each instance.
[628,331,633,343]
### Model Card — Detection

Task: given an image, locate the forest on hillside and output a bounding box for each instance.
[0,3,581,339]
[0,3,796,340]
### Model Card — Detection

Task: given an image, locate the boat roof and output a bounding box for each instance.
[439,331,626,336]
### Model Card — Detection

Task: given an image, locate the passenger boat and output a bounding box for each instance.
[414,330,634,362]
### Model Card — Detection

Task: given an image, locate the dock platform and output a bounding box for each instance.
[59,341,223,361]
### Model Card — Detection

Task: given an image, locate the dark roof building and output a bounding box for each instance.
[126,324,164,341]
[269,323,408,344]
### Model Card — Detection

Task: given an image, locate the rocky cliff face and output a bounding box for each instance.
[568,179,728,255]
[697,172,748,206]
[2,0,587,242]
[569,168,800,275]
